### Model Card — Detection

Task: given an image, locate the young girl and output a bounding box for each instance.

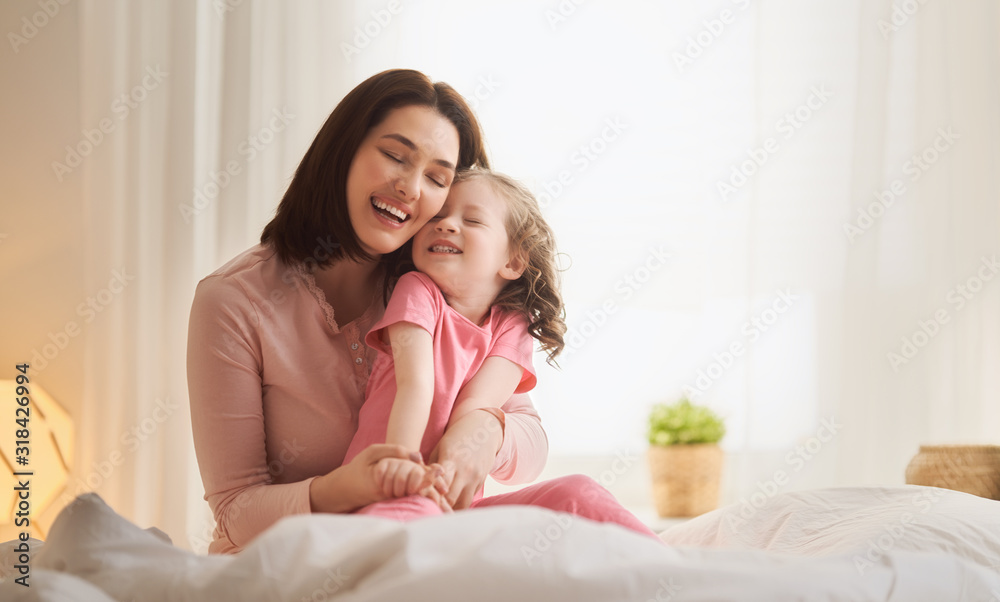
[342,168,656,539]
[340,170,657,540]
[341,167,566,508]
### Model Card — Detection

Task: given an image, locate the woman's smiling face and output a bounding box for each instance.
[345,105,460,257]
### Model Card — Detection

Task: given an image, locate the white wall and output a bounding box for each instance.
[1,5,85,432]
[0,0,87,537]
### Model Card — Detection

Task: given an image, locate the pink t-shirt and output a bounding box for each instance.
[344,272,537,463]
[187,245,548,554]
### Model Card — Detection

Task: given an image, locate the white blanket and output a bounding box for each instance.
[1,486,998,601]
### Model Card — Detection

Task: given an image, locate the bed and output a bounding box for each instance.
[1,485,998,600]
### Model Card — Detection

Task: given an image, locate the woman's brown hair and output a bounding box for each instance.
[261,69,489,269]
[457,169,567,366]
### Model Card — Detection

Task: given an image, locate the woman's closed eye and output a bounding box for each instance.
[383,149,447,188]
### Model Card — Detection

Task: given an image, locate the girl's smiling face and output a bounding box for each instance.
[345,105,460,257]
[412,178,524,304]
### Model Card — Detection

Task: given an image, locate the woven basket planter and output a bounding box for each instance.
[904,445,1000,500]
[647,443,723,517]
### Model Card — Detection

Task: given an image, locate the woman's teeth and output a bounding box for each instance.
[372,198,408,222]
[431,245,461,254]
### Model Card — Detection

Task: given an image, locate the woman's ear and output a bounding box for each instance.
[499,249,527,281]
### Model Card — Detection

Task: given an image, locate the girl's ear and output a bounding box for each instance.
[499,249,527,281]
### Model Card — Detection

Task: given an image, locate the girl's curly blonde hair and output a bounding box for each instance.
[454,168,567,366]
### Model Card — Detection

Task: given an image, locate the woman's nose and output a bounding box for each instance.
[394,169,420,202]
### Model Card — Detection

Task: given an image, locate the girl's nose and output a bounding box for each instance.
[436,216,458,233]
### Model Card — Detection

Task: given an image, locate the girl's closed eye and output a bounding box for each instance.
[381,150,403,163]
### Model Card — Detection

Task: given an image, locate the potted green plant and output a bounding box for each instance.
[647,397,726,517]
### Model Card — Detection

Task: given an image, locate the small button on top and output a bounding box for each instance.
[351,343,359,350]
[355,357,363,364]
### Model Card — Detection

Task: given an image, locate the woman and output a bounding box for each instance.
[187,69,655,554]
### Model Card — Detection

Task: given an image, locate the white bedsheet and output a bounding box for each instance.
[1,486,998,601]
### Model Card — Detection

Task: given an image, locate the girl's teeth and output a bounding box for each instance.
[371,198,407,222]
[431,245,460,254]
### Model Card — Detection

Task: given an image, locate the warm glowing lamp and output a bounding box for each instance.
[0,379,74,537]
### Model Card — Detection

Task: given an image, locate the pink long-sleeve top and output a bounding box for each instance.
[187,244,548,554]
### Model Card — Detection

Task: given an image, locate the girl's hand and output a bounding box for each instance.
[416,462,454,513]
[309,444,450,513]
[373,457,449,499]
[427,409,503,510]
[373,457,424,497]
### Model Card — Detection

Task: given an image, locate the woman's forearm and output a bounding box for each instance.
[309,467,364,514]
[310,443,433,514]
[491,394,549,484]
[430,392,549,506]
[206,480,315,554]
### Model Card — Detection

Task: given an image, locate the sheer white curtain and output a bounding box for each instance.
[346,0,999,505]
[834,0,1000,481]
[65,0,998,547]
[721,0,1000,495]
[71,0,363,550]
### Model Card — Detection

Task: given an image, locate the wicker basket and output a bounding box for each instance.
[904,445,1000,500]
[647,443,723,517]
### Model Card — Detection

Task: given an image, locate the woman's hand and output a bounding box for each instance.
[427,409,503,510]
[309,444,451,513]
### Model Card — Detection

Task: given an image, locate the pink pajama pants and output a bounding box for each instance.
[355,473,661,540]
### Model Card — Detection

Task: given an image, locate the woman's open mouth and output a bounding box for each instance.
[371,197,410,224]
